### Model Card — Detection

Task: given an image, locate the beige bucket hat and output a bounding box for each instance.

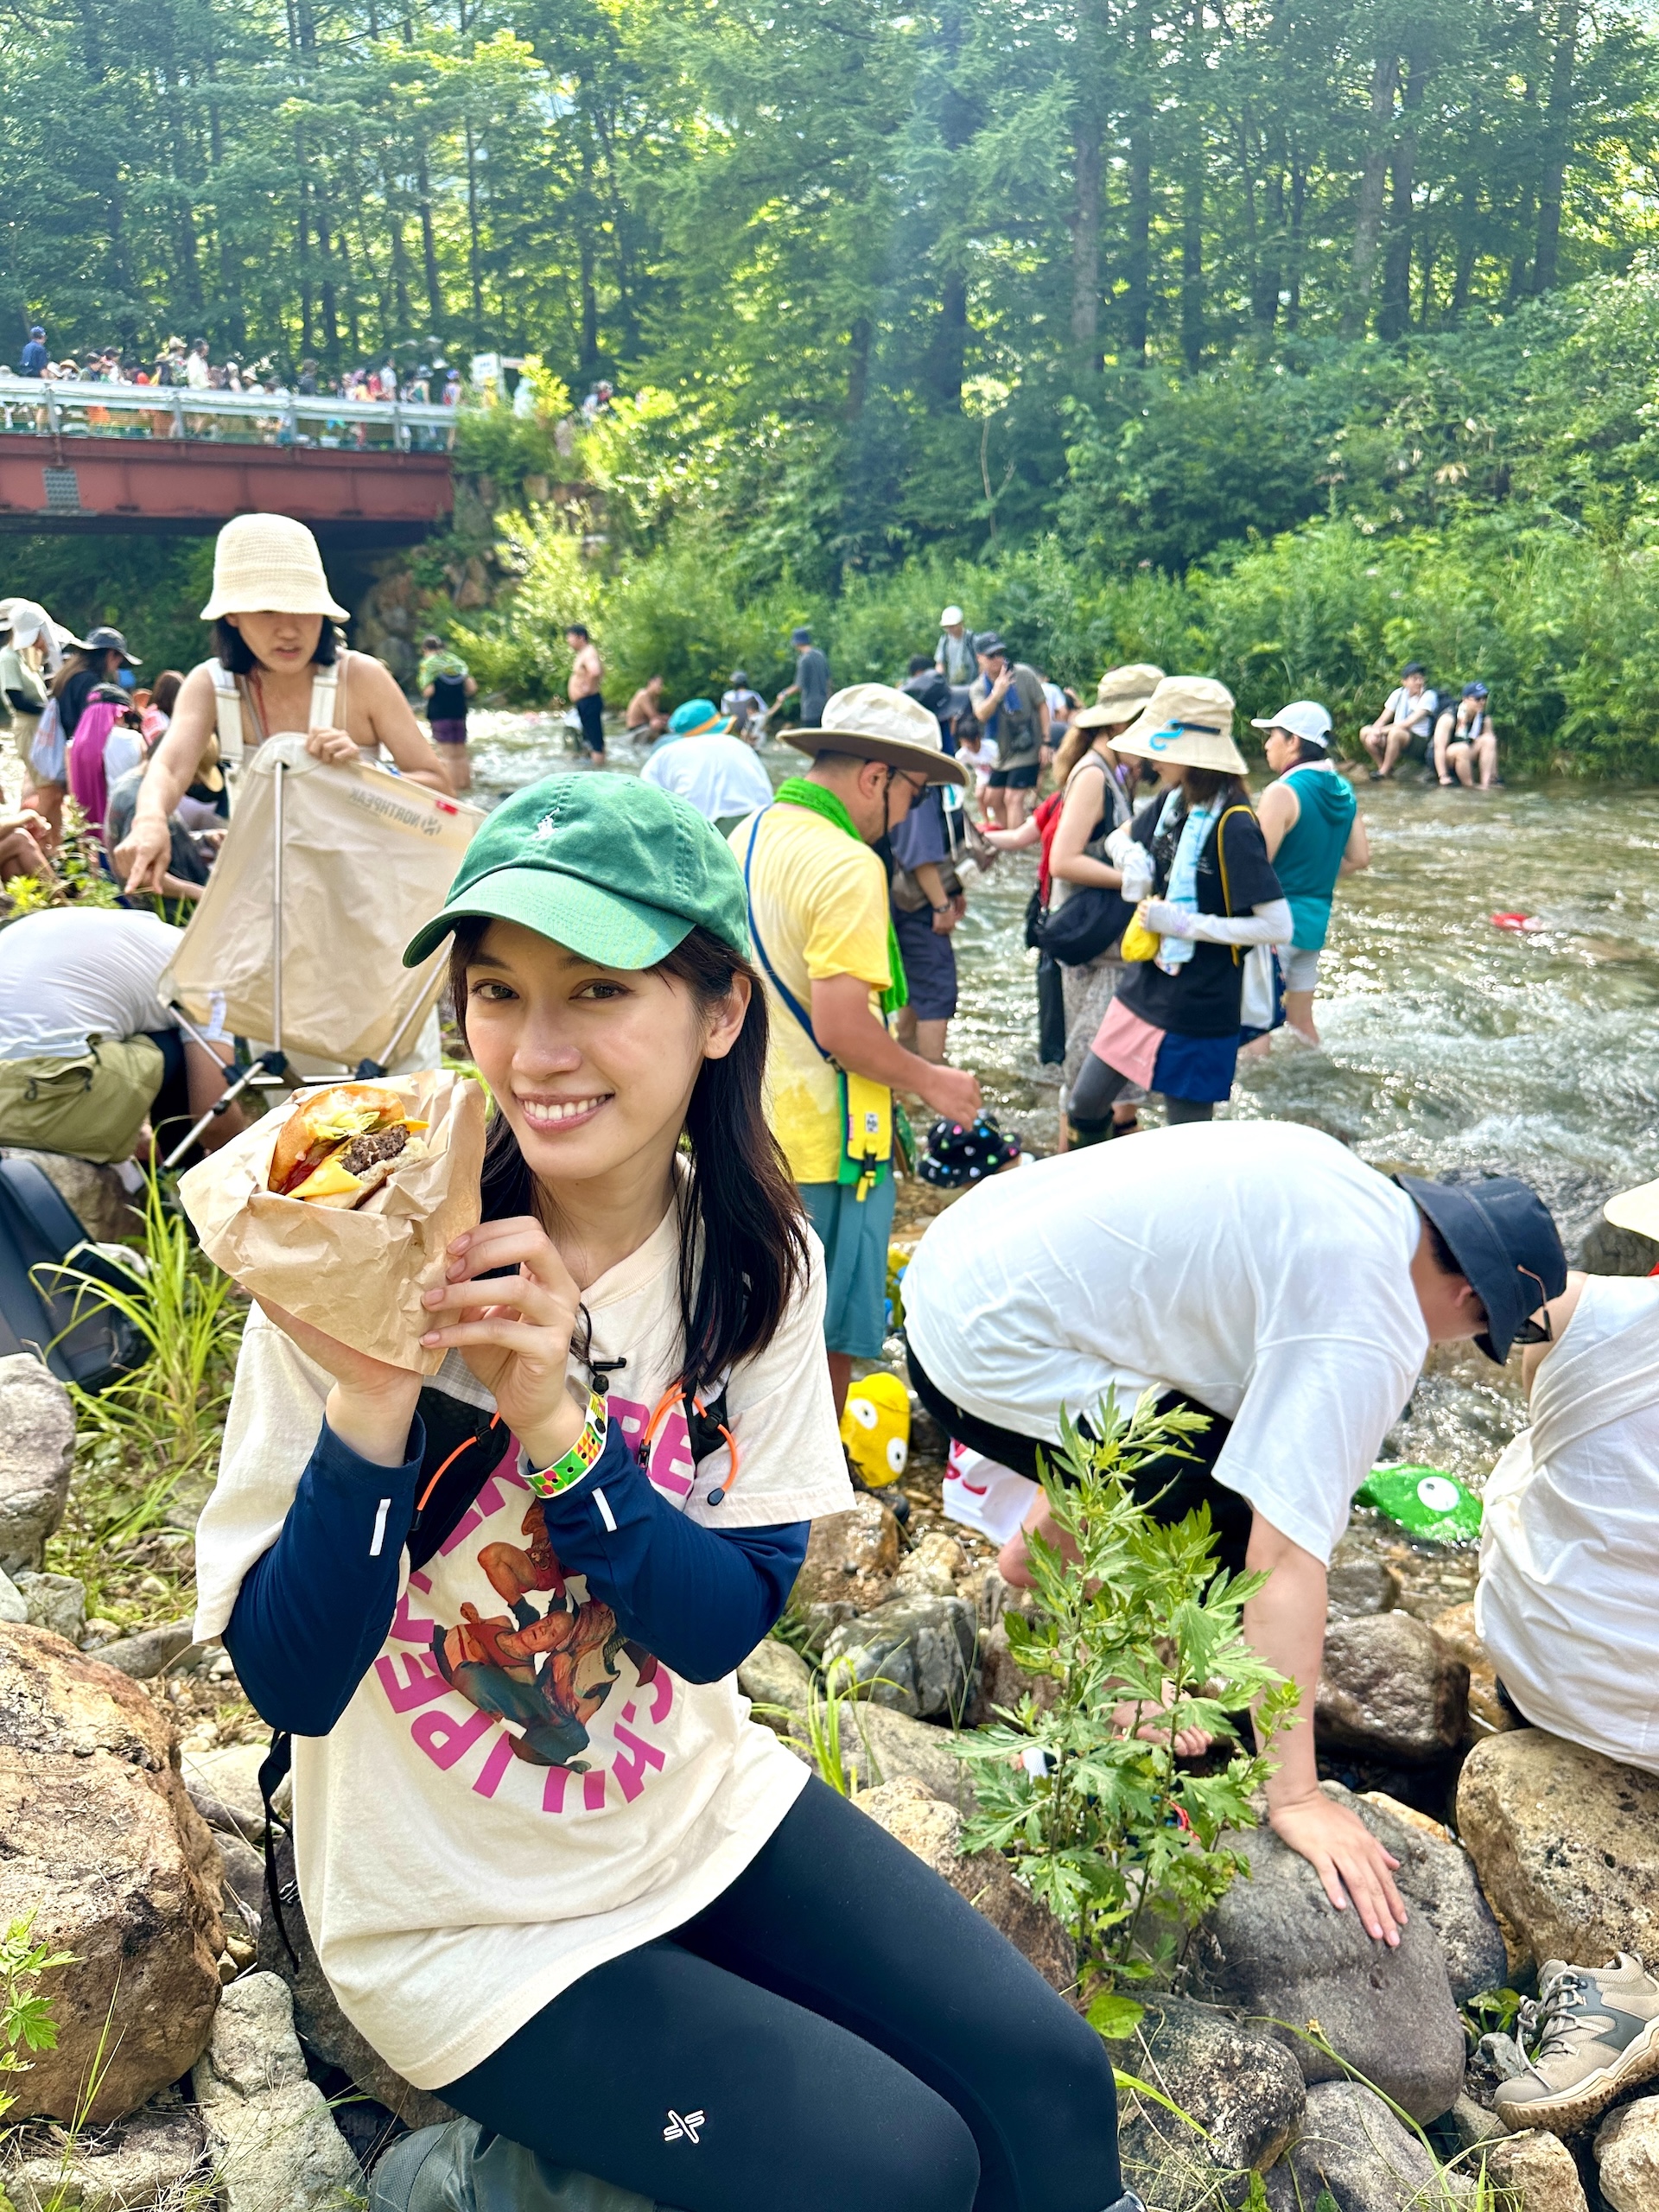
[200,513,350,622]
[1072,661,1166,733]
[1111,675,1247,774]
[789,683,969,785]
[1603,1178,1659,1243]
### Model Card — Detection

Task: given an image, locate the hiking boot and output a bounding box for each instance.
[1495,1954,1659,2136]
[370,2119,663,2212]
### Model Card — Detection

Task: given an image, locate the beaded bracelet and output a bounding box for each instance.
[525,1389,608,1499]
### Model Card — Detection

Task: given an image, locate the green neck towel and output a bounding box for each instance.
[773,776,908,1015]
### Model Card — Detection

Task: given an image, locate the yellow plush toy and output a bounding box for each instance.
[839,1370,911,1488]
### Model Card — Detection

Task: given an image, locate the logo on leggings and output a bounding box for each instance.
[663,2109,704,2144]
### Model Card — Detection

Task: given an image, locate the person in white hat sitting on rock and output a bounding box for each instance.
[116,513,449,895]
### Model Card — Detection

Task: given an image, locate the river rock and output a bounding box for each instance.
[217,1829,268,1931]
[0,1149,142,1243]
[256,1828,458,2132]
[0,1622,225,2121]
[736,1635,813,1725]
[1188,1794,1466,2120]
[1480,2129,1589,2211]
[183,1741,276,1843]
[1104,1995,1305,2196]
[791,1493,900,1643]
[2,2097,206,2210]
[1325,1556,1402,1622]
[1431,1600,1515,1739]
[1263,2082,1473,2210]
[1576,1214,1659,1277]
[856,1777,1073,1989]
[1316,1611,1468,1762]
[15,1571,86,1643]
[823,1593,976,1719]
[90,1618,198,1680]
[0,1569,24,1624]
[0,1355,75,1575]
[193,1973,361,2212]
[1595,2094,1659,2211]
[1456,1730,1659,1972]
[772,1695,978,1811]
[892,1529,969,1599]
[1344,1786,1508,2003]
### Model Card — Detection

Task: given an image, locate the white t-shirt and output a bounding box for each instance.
[193,1204,851,2089]
[1381,684,1439,737]
[640,733,773,823]
[1477,1276,1659,1774]
[903,1122,1427,1563]
[0,907,184,1060]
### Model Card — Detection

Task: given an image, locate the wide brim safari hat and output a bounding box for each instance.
[1111,675,1247,774]
[1072,662,1165,733]
[200,512,350,622]
[1604,1176,1659,1246]
[787,683,969,786]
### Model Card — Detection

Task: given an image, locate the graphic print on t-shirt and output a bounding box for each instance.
[374,1380,707,1810]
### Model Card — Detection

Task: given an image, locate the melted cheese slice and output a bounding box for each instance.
[290,1154,365,1203]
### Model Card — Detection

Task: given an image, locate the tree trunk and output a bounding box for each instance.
[1531,0,1580,293]
[1071,118,1103,356]
[466,124,486,342]
[1346,49,1399,334]
[930,272,967,409]
[1124,3,1154,366]
[1379,45,1427,341]
[417,151,442,332]
[845,316,872,421]
[1181,156,1204,368]
[1449,180,1480,321]
[1286,149,1306,327]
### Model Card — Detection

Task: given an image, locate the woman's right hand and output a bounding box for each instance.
[255,1297,424,1466]
[113,814,173,894]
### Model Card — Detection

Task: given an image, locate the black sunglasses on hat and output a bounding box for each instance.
[1394,1172,1566,1363]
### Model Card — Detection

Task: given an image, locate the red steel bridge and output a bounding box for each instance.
[0,379,455,547]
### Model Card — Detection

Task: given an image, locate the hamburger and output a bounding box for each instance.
[267,1085,429,1210]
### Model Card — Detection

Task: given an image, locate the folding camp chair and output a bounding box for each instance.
[157,733,483,1166]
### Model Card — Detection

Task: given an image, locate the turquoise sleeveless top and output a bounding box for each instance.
[1273,766,1356,950]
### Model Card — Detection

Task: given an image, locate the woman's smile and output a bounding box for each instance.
[515,1090,613,1132]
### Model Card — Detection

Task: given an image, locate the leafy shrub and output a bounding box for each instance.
[954,1394,1295,2030]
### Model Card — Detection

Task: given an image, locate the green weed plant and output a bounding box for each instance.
[952,1393,1297,2032]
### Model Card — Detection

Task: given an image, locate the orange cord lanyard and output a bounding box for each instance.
[639,1382,740,1505]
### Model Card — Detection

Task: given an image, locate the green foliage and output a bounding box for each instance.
[0,1916,74,2126]
[953,1393,1296,2009]
[753,1655,887,1796]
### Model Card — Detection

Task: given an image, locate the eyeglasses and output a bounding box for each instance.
[1510,1266,1554,1345]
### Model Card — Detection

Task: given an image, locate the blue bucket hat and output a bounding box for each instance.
[1395,1172,1566,1363]
[659,698,733,746]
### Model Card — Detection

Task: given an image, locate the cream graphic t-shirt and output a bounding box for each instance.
[194,1206,851,2088]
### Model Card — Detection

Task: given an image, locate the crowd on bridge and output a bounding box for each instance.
[11,322,465,409]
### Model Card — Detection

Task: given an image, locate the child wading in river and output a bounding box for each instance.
[194,774,1135,2212]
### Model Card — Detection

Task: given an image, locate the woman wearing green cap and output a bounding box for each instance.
[192,773,1132,2212]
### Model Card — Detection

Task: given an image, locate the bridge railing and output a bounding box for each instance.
[0,377,458,454]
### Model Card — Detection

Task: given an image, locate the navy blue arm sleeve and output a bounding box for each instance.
[532,1420,808,1684]
[224,1416,425,1738]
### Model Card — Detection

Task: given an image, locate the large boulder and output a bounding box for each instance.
[791,1494,900,1644]
[2,2095,206,2210]
[1264,2082,1472,2210]
[1456,1730,1659,1972]
[1104,1995,1305,2202]
[1351,1788,1509,2003]
[1596,2094,1659,2212]
[192,1972,361,2212]
[0,1623,224,2121]
[855,1777,1073,1990]
[822,1593,977,1720]
[1480,2130,1589,2211]
[1316,1611,1469,1763]
[0,1356,74,1576]
[1187,1792,1467,2121]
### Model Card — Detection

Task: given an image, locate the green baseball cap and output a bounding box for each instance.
[402,772,753,969]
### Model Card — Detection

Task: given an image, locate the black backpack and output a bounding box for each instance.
[0,1157,144,1391]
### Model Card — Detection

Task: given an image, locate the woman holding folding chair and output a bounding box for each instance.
[116,513,448,896]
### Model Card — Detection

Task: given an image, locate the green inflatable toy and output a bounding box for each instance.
[1356,1464,1484,1543]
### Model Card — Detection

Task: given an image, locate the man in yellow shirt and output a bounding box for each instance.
[733,686,982,1411]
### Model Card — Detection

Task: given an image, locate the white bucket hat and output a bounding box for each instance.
[1072,661,1166,732]
[1604,1179,1659,1244]
[1111,675,1247,774]
[1250,699,1332,749]
[790,683,969,785]
[200,513,350,622]
[939,605,965,627]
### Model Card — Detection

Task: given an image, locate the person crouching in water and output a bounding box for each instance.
[115,512,448,895]
[1068,676,1288,1138]
[192,773,1137,2212]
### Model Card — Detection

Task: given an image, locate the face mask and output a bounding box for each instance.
[117,665,136,690]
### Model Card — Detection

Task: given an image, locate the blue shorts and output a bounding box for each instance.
[1150,1027,1242,1103]
[799,1174,899,1360]
[892,904,959,1021]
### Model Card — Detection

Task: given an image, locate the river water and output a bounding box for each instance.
[472,713,1659,1519]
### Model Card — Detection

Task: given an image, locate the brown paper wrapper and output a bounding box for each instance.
[178,1069,488,1373]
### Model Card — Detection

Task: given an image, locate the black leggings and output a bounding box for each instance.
[1068,1051,1212,1135]
[437,1777,1123,2212]
[907,1343,1250,1580]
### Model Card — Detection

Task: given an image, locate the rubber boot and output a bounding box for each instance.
[370,2118,670,2212]
[1065,1114,1113,1148]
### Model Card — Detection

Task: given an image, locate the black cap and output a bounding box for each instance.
[1402,661,1425,677]
[85,625,140,667]
[976,632,1007,658]
[791,626,812,645]
[1395,1172,1566,1363]
[1463,681,1489,699]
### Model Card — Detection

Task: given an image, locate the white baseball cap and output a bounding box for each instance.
[939,605,964,626]
[1250,699,1332,748]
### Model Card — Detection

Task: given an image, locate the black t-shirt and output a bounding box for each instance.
[429,672,469,721]
[1116,795,1281,1038]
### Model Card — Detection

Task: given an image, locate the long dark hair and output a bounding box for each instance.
[1182,766,1251,810]
[449,919,808,1395]
[213,617,340,672]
